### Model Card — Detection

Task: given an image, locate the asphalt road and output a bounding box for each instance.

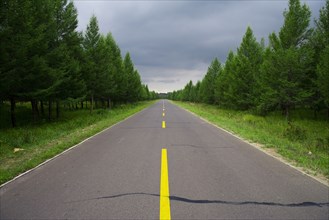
[1,100,328,219]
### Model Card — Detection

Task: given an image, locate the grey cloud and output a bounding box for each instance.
[74,0,323,92]
[144,78,179,84]
[157,79,179,84]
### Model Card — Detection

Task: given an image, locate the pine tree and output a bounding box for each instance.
[0,0,55,126]
[93,36,114,106]
[199,58,221,104]
[47,0,86,118]
[132,70,142,101]
[105,33,122,104]
[82,15,101,112]
[0,0,29,126]
[145,85,150,100]
[122,53,143,102]
[182,81,193,101]
[214,51,237,108]
[317,46,329,114]
[123,53,135,102]
[189,82,198,102]
[259,0,312,119]
[223,27,262,110]
[140,84,148,100]
[106,33,127,102]
[314,0,329,116]
[194,81,201,103]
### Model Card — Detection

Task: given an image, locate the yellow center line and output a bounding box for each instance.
[160,149,171,220]
[162,112,165,117]
[162,121,166,128]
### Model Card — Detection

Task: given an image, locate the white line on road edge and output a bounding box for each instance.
[171,101,329,187]
[0,102,157,189]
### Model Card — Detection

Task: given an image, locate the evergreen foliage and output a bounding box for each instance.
[315,1,329,112]
[259,0,313,120]
[168,0,328,120]
[199,58,221,104]
[0,0,157,127]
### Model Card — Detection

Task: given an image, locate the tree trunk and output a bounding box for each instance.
[107,98,111,110]
[56,100,60,119]
[31,100,39,122]
[313,109,318,119]
[31,100,36,122]
[40,101,45,117]
[10,97,16,128]
[285,106,290,122]
[48,100,52,121]
[90,95,94,113]
[35,100,39,117]
[281,104,285,116]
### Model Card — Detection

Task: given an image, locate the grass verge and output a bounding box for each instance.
[0,101,155,185]
[173,101,329,181]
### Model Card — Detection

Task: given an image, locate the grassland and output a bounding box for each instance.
[173,101,329,180]
[0,101,155,185]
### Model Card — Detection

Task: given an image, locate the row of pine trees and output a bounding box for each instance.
[0,0,157,127]
[169,0,329,120]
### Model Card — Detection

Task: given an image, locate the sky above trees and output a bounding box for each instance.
[73,0,323,93]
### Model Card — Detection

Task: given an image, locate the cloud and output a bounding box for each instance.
[136,65,206,92]
[74,0,323,93]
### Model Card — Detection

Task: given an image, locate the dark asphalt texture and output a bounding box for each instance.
[1,100,328,219]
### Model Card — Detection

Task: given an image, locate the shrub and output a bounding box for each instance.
[314,136,329,151]
[242,114,265,125]
[283,122,307,141]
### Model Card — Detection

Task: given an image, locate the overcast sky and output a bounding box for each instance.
[73,0,324,93]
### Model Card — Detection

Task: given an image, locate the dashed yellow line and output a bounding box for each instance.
[162,121,166,128]
[160,149,171,220]
[162,112,165,117]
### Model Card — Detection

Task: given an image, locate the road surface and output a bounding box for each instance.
[1,100,328,219]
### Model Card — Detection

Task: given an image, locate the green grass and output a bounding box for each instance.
[0,101,155,185]
[173,101,329,179]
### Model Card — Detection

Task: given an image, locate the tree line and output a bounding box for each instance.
[168,0,329,120]
[0,0,157,127]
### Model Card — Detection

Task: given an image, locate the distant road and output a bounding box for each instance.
[1,100,328,219]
